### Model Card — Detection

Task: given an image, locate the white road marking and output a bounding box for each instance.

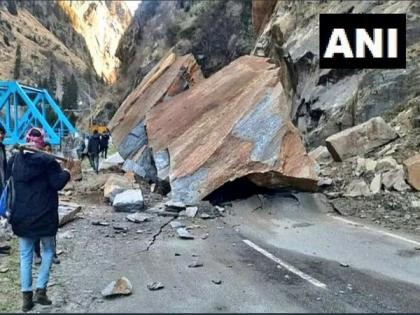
[331,215,420,247]
[243,239,327,289]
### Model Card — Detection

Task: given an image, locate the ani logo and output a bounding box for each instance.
[319,14,406,69]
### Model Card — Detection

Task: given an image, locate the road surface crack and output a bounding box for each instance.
[144,218,175,251]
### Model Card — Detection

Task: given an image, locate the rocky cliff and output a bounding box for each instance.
[253,0,420,149]
[0,0,131,122]
[57,0,131,84]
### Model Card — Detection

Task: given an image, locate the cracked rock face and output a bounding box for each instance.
[108,51,204,180]
[252,0,420,149]
[147,55,317,204]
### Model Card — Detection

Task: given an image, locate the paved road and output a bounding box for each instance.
[39,193,420,313]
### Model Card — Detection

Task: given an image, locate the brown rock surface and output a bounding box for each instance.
[325,117,398,162]
[252,0,277,35]
[404,154,420,191]
[108,51,204,149]
[147,55,317,204]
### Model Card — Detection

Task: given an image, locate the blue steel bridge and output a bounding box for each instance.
[0,81,76,145]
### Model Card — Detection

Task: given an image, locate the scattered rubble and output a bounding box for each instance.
[147,282,164,291]
[113,226,129,232]
[344,179,371,197]
[58,202,82,227]
[92,221,110,226]
[200,213,214,220]
[201,233,209,240]
[165,201,186,211]
[369,174,382,195]
[170,221,185,229]
[377,157,398,172]
[318,178,333,187]
[186,207,198,218]
[382,166,410,192]
[113,189,144,212]
[126,212,154,223]
[0,267,9,273]
[176,228,194,239]
[101,277,133,297]
[188,261,204,268]
[215,206,225,214]
[0,244,11,255]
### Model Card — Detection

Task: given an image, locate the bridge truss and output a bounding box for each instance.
[0,81,76,145]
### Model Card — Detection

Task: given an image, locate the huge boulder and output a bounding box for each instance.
[146,55,317,204]
[108,51,204,159]
[252,0,277,35]
[404,154,420,191]
[325,117,398,162]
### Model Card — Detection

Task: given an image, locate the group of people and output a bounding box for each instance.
[0,126,71,312]
[76,129,110,174]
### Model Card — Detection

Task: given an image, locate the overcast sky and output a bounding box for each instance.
[125,1,141,15]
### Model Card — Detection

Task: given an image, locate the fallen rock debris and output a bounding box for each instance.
[147,282,165,291]
[188,261,204,268]
[101,277,133,297]
[176,227,194,239]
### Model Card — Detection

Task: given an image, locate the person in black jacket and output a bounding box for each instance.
[99,130,110,159]
[7,137,70,312]
[87,130,100,174]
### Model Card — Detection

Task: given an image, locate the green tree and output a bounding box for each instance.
[13,43,21,80]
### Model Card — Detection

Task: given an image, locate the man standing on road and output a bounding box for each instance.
[87,130,100,174]
[7,127,71,312]
[100,129,110,159]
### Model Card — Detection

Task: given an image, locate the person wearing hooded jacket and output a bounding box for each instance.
[7,127,71,312]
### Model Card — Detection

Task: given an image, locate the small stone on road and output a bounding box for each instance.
[170,221,185,229]
[101,277,133,297]
[188,261,204,268]
[147,282,164,291]
[92,221,110,226]
[127,212,154,223]
[176,227,194,239]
